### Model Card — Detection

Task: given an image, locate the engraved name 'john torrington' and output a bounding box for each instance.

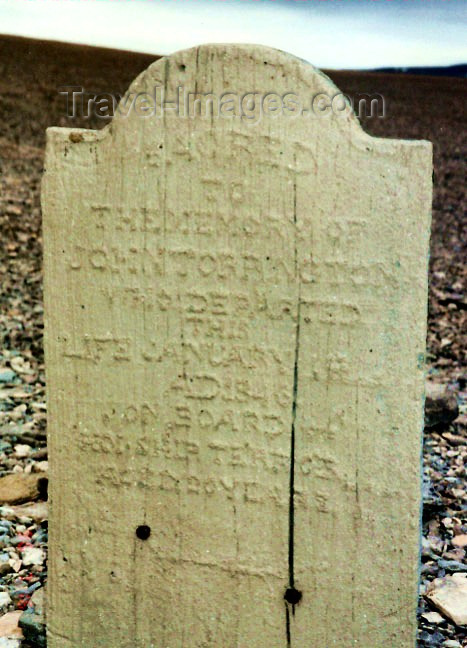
[68,244,303,283]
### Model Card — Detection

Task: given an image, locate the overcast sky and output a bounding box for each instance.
[0,0,466,69]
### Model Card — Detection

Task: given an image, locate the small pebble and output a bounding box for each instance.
[32,461,48,473]
[26,582,42,594]
[422,611,445,624]
[31,530,47,544]
[13,445,31,459]
[0,564,13,576]
[21,547,45,567]
[0,370,17,383]
[437,559,467,573]
[17,516,32,525]
[0,590,11,611]
[10,535,30,547]
[0,639,22,648]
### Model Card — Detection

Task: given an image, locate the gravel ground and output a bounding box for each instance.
[0,35,465,646]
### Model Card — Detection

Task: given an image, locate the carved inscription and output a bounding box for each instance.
[43,44,431,648]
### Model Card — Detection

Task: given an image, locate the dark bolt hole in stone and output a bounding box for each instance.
[284,588,302,605]
[136,525,151,540]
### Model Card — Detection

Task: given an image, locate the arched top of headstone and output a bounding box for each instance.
[47,43,430,158]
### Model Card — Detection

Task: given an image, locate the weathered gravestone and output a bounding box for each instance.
[42,44,432,647]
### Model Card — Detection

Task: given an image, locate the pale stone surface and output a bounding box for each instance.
[0,611,23,639]
[452,534,467,548]
[0,591,12,613]
[421,611,445,624]
[426,574,467,626]
[42,44,432,647]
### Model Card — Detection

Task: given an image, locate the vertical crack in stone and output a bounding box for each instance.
[285,175,301,643]
[288,290,301,596]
